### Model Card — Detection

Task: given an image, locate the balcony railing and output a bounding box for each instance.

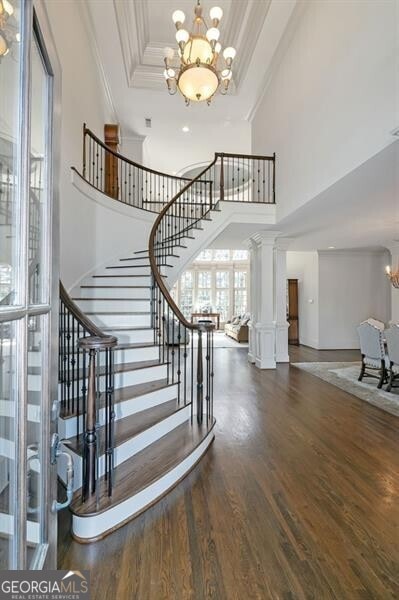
[81,125,275,211]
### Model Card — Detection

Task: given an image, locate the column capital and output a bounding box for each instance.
[251,230,281,247]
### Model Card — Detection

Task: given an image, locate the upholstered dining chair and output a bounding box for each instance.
[385,324,399,392]
[357,320,388,389]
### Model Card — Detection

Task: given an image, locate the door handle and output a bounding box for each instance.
[50,433,75,512]
[27,444,40,515]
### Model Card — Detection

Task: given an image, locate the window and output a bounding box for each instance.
[234,271,247,315]
[215,271,229,322]
[180,271,193,319]
[196,249,212,261]
[175,250,249,326]
[197,271,211,308]
[213,249,230,261]
[232,250,248,261]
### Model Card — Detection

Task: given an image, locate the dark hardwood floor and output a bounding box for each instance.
[58,345,398,599]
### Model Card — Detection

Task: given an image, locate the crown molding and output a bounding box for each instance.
[79,0,118,122]
[247,0,306,122]
[232,0,271,91]
[113,0,269,93]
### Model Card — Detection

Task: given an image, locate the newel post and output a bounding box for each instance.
[104,124,120,199]
[78,335,117,502]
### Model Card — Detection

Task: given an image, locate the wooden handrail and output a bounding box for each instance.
[215,151,275,161]
[83,124,192,183]
[59,281,106,338]
[148,155,218,331]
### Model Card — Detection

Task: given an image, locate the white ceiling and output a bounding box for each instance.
[83,0,297,137]
[210,141,399,251]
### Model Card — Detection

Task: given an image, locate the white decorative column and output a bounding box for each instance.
[247,239,258,364]
[251,232,278,369]
[274,238,292,363]
[388,242,399,323]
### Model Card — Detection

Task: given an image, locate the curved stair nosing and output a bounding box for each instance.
[71,423,215,542]
[59,404,191,492]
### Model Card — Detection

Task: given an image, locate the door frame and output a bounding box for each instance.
[32,0,61,570]
[0,0,61,570]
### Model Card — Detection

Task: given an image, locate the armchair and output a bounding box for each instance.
[357,320,388,389]
[385,324,399,392]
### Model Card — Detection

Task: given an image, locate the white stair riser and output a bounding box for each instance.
[108,328,153,344]
[58,383,178,439]
[59,406,191,491]
[57,363,167,397]
[75,299,151,312]
[79,287,151,300]
[91,276,151,287]
[89,313,151,328]
[71,428,215,541]
[114,345,158,364]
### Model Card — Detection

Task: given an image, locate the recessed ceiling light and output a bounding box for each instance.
[328,246,336,249]
[182,126,190,133]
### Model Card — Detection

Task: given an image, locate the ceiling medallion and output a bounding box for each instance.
[163,1,236,105]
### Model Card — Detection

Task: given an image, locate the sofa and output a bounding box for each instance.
[224,313,250,343]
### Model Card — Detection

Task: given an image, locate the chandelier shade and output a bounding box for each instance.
[163,1,236,105]
[178,63,219,102]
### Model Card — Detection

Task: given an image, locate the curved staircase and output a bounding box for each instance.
[57,126,275,542]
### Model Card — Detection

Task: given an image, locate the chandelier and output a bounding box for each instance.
[163,1,236,105]
[386,264,399,288]
[0,0,17,59]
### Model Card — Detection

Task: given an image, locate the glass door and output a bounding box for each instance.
[0,1,58,569]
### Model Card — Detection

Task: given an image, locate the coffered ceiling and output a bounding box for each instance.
[83,0,298,139]
[113,0,271,91]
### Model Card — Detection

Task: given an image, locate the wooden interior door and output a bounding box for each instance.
[287,279,299,345]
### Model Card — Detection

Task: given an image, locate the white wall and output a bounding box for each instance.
[252,0,397,221]
[318,250,391,349]
[287,249,391,349]
[143,118,251,176]
[287,251,319,348]
[120,135,145,165]
[44,0,114,288]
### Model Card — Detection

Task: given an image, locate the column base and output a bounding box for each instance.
[254,322,276,370]
[275,321,290,363]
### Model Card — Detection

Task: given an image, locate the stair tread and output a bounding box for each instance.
[73,297,150,301]
[60,378,177,419]
[80,285,150,289]
[102,325,152,331]
[58,360,167,383]
[70,419,215,516]
[92,274,151,278]
[119,254,180,261]
[115,341,156,350]
[85,311,150,315]
[114,359,166,373]
[67,400,181,457]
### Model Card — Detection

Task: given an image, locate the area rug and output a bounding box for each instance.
[293,361,399,418]
[192,331,248,349]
